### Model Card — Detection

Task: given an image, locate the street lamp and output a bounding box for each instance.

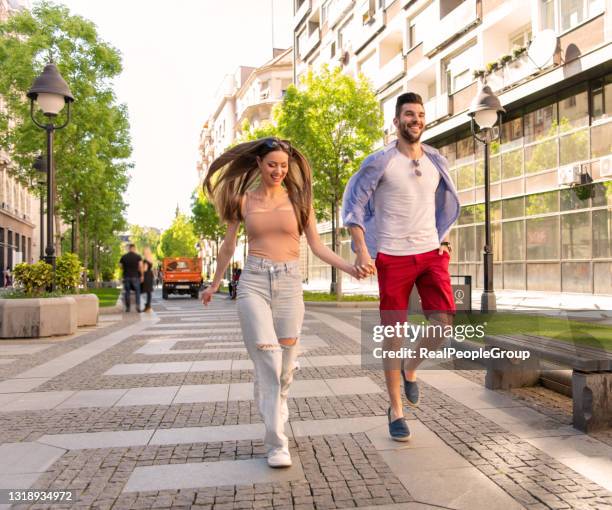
[33,154,46,261]
[27,62,74,280]
[468,84,505,313]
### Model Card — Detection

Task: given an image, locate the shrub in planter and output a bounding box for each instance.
[12,261,53,297]
[55,253,84,293]
[500,54,513,66]
[485,61,499,74]
[512,46,527,59]
[473,69,485,80]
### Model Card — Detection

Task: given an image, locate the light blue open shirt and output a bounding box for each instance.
[341,141,461,259]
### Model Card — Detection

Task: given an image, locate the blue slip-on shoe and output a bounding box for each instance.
[387,407,411,441]
[401,366,420,407]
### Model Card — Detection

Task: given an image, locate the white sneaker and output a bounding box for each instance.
[267,448,292,468]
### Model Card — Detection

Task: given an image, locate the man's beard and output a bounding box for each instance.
[399,122,423,143]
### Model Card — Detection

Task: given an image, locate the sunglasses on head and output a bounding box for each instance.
[263,138,291,152]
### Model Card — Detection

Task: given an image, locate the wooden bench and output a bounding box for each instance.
[451,334,612,432]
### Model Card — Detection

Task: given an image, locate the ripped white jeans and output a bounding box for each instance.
[237,256,305,454]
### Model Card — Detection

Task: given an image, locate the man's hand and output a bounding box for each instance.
[438,244,451,256]
[355,252,375,278]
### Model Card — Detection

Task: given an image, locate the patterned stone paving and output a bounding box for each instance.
[1,294,611,509]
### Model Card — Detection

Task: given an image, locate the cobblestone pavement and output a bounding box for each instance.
[1,292,611,509]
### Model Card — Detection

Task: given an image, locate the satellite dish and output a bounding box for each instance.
[527,30,557,69]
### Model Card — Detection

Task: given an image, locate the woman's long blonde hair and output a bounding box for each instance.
[203,137,313,234]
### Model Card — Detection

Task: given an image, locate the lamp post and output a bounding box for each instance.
[33,154,46,261]
[27,62,74,282]
[468,84,505,313]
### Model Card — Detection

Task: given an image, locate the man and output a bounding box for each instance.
[342,92,460,441]
[119,244,144,313]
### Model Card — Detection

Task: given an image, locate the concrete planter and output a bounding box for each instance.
[67,293,99,326]
[0,297,77,338]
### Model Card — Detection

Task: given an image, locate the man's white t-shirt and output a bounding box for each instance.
[374,151,441,256]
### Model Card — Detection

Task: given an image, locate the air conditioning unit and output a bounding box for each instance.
[600,155,612,177]
[558,164,581,185]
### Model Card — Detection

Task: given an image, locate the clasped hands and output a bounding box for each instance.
[352,253,375,280]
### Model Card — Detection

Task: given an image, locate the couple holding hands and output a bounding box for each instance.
[201,92,460,467]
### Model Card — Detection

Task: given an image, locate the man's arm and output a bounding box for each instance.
[348,225,374,277]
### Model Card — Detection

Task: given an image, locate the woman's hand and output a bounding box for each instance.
[201,284,218,306]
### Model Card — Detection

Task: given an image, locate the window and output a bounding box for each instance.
[509,25,532,49]
[559,86,589,130]
[525,139,558,174]
[453,70,471,92]
[526,217,560,259]
[561,212,591,259]
[540,0,604,33]
[503,197,525,219]
[526,191,559,215]
[524,100,557,143]
[440,0,465,19]
[503,220,525,261]
[321,0,329,24]
[591,73,612,122]
[443,43,477,94]
[361,0,376,24]
[501,149,523,180]
[592,208,612,258]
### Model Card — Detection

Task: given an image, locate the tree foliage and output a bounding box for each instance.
[191,190,226,245]
[275,65,383,220]
[130,224,161,261]
[158,213,198,259]
[0,2,131,278]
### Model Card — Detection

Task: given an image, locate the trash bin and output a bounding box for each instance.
[409,275,472,313]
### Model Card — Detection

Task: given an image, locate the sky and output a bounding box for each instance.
[55,0,293,231]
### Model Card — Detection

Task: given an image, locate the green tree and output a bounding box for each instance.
[158,213,198,258]
[130,224,161,260]
[235,119,279,144]
[0,2,131,272]
[276,65,383,295]
[191,191,226,259]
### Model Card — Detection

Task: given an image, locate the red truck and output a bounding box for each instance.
[161,257,203,299]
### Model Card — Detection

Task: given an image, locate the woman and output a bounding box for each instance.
[201,137,360,468]
[142,248,154,312]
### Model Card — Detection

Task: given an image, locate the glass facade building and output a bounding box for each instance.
[435,74,612,294]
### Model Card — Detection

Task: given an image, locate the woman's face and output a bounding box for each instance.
[257,150,289,188]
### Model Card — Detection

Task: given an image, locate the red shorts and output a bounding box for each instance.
[375,249,455,324]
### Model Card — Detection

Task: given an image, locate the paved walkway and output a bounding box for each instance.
[0,292,611,509]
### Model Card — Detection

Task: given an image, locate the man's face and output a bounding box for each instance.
[394,103,426,143]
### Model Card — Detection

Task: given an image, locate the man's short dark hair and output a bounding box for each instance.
[128,243,136,250]
[395,92,424,118]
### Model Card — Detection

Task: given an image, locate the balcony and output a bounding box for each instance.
[450,81,477,114]
[422,0,479,56]
[374,53,405,91]
[327,0,354,28]
[424,95,450,123]
[353,15,385,54]
[294,0,311,29]
[298,27,321,61]
[485,53,539,92]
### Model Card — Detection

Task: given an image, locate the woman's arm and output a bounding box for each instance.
[304,208,359,279]
[207,220,240,292]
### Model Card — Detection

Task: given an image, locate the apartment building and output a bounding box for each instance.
[0,0,41,283]
[293,0,612,295]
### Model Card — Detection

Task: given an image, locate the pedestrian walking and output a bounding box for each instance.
[142,248,154,312]
[342,92,460,441]
[201,137,361,468]
[119,244,143,313]
[3,266,11,287]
